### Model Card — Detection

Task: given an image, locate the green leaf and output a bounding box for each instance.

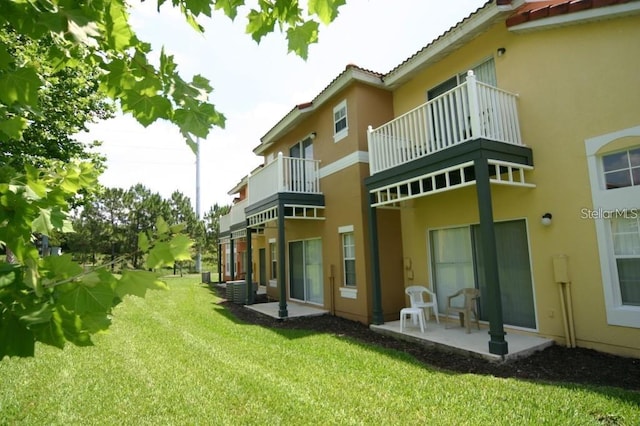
[0,116,28,140]
[138,231,149,252]
[18,302,53,326]
[0,41,12,69]
[64,9,101,45]
[58,306,93,347]
[0,313,35,357]
[308,0,345,25]
[30,308,65,349]
[246,9,275,43]
[32,208,54,236]
[286,21,319,60]
[146,241,174,269]
[0,66,41,107]
[169,234,193,261]
[57,279,115,315]
[120,91,172,127]
[214,0,245,20]
[116,270,168,299]
[174,102,225,138]
[104,1,134,50]
[41,254,83,281]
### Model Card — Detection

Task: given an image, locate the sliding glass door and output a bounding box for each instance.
[289,239,323,304]
[430,219,536,328]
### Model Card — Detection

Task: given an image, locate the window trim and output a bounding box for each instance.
[333,99,348,143]
[338,225,357,298]
[586,125,640,328]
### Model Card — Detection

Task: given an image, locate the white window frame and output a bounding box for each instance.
[269,238,277,287]
[333,100,348,143]
[602,147,640,190]
[338,225,357,299]
[225,243,231,277]
[586,125,640,328]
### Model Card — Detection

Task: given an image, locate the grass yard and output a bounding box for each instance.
[1,276,639,425]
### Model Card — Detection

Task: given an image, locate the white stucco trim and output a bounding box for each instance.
[585,125,640,328]
[319,151,369,179]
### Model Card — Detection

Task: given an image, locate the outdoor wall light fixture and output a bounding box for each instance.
[541,212,553,226]
[497,47,506,57]
[310,132,317,140]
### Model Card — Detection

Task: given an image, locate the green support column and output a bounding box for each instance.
[245,226,254,304]
[474,157,508,356]
[230,238,235,281]
[277,202,288,318]
[367,195,384,325]
[217,243,222,283]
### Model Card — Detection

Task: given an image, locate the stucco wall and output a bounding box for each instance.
[392,15,640,356]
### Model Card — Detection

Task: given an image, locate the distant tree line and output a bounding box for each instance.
[63,185,230,272]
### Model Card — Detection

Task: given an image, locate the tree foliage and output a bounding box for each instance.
[0,0,346,151]
[0,27,114,170]
[0,163,192,358]
[0,0,345,358]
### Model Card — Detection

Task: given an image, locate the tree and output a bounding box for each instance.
[0,27,114,170]
[203,203,231,265]
[0,0,346,358]
[0,0,346,151]
[0,162,193,358]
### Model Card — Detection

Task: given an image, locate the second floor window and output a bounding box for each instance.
[333,100,348,142]
[603,147,640,189]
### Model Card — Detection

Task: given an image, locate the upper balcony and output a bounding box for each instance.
[368,71,523,175]
[248,153,321,206]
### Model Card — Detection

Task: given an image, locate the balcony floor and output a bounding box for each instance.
[371,319,553,362]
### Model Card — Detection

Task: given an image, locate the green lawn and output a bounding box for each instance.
[1,276,638,425]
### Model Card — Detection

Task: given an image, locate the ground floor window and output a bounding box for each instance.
[611,216,640,306]
[269,241,277,280]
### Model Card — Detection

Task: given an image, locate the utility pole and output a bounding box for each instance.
[195,136,202,273]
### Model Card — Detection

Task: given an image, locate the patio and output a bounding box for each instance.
[370,319,553,362]
[236,289,552,362]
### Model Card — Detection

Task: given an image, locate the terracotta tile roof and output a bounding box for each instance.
[506,0,636,27]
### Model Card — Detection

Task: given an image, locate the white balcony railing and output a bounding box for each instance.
[219,214,231,233]
[219,197,248,231]
[230,198,248,225]
[368,70,523,175]
[248,153,321,206]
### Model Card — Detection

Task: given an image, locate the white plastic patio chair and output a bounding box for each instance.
[405,285,440,324]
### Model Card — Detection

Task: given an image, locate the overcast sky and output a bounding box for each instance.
[79,0,488,215]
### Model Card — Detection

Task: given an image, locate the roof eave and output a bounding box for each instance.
[508,0,640,32]
[383,1,520,89]
[253,67,384,155]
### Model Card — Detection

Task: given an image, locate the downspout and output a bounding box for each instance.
[553,255,576,348]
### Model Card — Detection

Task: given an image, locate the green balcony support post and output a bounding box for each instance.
[367,195,384,325]
[217,242,222,283]
[474,157,508,356]
[245,225,254,305]
[230,238,235,281]
[277,201,288,318]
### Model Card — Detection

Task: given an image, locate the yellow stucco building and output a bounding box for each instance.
[220,0,640,358]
